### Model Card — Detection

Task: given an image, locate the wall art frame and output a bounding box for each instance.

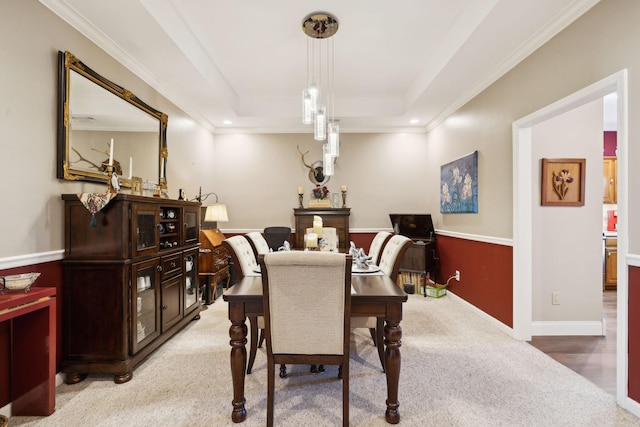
[440,150,478,213]
[540,158,586,206]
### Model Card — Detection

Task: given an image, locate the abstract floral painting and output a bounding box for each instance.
[440,151,478,213]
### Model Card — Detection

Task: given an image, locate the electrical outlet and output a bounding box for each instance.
[455,270,460,281]
[552,292,560,305]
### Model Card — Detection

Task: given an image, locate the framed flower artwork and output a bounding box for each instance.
[440,151,478,213]
[540,158,585,206]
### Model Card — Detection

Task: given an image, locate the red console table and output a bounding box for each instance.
[0,287,56,416]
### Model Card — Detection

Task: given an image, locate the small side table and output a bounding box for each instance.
[0,287,56,416]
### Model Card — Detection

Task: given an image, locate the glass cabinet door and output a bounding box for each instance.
[132,259,161,353]
[183,248,199,313]
[183,206,199,245]
[132,204,159,257]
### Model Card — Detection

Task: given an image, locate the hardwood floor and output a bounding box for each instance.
[529,290,617,395]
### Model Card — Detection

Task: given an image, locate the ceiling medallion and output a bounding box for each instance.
[301,12,339,39]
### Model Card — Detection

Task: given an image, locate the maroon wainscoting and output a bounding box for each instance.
[628,266,640,402]
[436,235,513,327]
[0,260,63,408]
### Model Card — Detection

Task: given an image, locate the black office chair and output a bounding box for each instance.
[263,226,291,251]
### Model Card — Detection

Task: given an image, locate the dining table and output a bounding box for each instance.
[223,269,408,424]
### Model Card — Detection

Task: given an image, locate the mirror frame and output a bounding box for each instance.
[56,50,168,190]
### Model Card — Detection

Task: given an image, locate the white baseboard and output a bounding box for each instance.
[531,319,606,336]
[446,290,515,338]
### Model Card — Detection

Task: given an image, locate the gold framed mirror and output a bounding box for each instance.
[56,51,168,190]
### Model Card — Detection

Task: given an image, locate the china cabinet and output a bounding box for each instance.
[61,194,201,383]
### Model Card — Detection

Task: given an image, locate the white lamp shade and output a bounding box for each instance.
[204,204,229,222]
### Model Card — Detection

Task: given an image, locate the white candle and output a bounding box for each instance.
[312,220,323,238]
[160,157,165,178]
[298,186,304,195]
[129,157,133,179]
[108,138,114,166]
[341,185,347,192]
[306,233,318,248]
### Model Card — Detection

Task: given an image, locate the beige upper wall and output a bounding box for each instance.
[2,0,640,259]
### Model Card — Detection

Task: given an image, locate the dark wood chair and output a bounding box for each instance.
[351,234,412,371]
[259,251,352,427]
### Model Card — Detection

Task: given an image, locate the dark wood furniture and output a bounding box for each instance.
[0,287,56,416]
[61,194,201,384]
[223,274,408,424]
[199,229,230,304]
[294,208,350,252]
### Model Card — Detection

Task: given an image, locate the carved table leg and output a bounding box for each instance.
[229,304,248,423]
[383,316,403,424]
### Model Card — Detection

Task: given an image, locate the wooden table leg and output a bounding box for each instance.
[229,302,248,423]
[383,304,403,424]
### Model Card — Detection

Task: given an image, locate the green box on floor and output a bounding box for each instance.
[425,284,446,298]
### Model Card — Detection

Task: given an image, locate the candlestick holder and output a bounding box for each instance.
[341,190,347,208]
[105,164,118,193]
[298,193,304,208]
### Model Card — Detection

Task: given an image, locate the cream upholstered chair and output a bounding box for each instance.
[352,234,412,371]
[368,231,393,265]
[222,235,263,374]
[259,251,352,427]
[245,231,271,256]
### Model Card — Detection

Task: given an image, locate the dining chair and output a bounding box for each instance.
[263,226,292,251]
[368,231,393,265]
[259,251,352,427]
[222,236,263,374]
[351,234,412,371]
[245,231,271,257]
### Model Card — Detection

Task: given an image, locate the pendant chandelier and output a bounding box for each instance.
[301,12,340,175]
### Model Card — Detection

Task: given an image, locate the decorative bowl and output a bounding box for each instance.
[0,272,41,292]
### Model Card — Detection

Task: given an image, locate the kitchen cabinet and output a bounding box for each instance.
[62,194,201,383]
[603,157,617,204]
[604,237,617,289]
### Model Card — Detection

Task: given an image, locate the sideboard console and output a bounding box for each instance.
[294,208,350,252]
[61,194,201,383]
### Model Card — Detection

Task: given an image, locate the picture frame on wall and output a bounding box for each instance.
[440,150,478,213]
[540,158,586,206]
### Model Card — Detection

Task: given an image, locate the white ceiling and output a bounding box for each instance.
[41,0,600,134]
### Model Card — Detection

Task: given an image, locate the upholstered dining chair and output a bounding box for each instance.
[351,234,412,371]
[367,231,393,266]
[222,235,263,374]
[263,226,291,251]
[245,231,271,256]
[259,251,352,427]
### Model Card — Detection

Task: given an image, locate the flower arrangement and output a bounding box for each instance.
[312,185,329,199]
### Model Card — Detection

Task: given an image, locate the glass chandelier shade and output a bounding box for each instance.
[302,12,339,146]
[323,144,334,176]
[328,121,339,157]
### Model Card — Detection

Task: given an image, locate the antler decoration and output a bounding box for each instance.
[70,145,123,175]
[297,145,326,184]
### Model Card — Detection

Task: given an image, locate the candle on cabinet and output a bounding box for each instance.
[109,138,114,166]
[298,186,304,195]
[341,185,347,192]
[306,233,318,248]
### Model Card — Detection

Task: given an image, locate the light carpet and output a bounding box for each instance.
[8,294,640,426]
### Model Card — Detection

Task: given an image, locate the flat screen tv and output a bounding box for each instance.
[389,214,435,241]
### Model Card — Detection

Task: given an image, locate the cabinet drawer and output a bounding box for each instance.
[161,253,183,279]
